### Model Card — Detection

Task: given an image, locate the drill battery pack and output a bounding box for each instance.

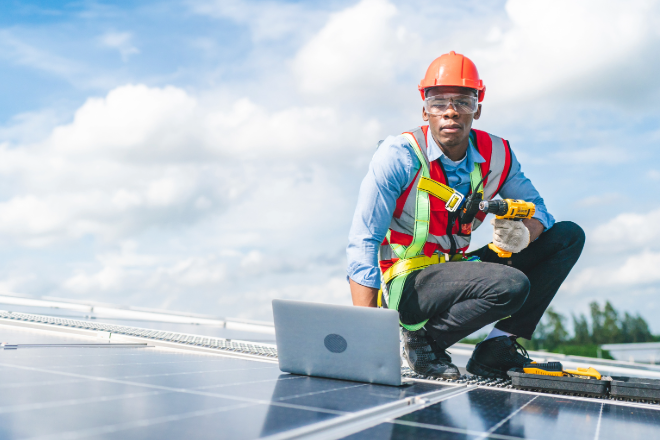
[610,377,660,400]
[508,362,610,397]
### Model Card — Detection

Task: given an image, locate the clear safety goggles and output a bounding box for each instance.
[424,93,479,115]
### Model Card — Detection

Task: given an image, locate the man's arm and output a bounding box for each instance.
[523,218,544,242]
[498,148,555,240]
[346,136,418,306]
[350,279,379,307]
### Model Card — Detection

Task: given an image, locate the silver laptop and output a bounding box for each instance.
[272,299,403,386]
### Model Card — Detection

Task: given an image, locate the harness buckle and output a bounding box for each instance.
[445,192,464,212]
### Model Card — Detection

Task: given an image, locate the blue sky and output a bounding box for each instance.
[1,0,660,331]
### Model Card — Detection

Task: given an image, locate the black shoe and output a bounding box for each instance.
[402,328,460,380]
[466,335,533,379]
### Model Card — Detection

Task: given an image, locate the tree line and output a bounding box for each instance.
[462,301,656,358]
[526,301,656,357]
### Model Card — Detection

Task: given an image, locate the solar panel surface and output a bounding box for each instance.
[3,303,660,440]
[0,326,448,439]
[344,387,660,439]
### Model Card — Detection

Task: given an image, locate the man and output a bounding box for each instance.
[346,51,585,379]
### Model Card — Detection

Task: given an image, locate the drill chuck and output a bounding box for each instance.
[478,200,509,216]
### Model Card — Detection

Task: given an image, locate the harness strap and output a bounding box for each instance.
[385,230,406,260]
[382,253,443,285]
[400,133,431,259]
[386,272,427,331]
[417,177,463,212]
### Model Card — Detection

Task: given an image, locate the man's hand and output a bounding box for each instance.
[491,218,530,253]
[350,278,379,307]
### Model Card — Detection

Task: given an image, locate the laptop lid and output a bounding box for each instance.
[272,299,402,386]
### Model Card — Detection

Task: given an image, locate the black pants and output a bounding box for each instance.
[396,221,585,349]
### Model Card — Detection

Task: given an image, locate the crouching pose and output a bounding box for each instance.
[346,51,584,379]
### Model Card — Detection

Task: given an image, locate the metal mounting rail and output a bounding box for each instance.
[1,343,150,349]
[262,384,473,440]
[0,310,277,361]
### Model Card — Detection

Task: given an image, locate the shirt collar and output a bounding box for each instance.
[426,128,486,165]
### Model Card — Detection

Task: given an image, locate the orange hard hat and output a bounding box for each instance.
[418,51,485,102]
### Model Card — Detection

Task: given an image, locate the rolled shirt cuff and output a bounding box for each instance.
[532,209,555,231]
[347,261,381,289]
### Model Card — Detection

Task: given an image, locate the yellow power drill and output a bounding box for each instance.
[478,199,536,258]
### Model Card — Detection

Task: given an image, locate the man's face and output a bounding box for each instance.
[423,86,482,148]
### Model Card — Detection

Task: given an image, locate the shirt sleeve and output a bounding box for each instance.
[498,148,555,230]
[346,136,418,289]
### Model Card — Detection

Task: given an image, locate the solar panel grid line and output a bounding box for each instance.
[0,360,373,418]
[22,400,264,440]
[594,402,604,440]
[387,419,527,440]
[118,365,276,380]
[0,389,170,415]
[0,375,311,417]
[473,395,539,440]
[260,384,474,440]
[0,378,89,389]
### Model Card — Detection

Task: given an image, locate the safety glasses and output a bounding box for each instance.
[424,94,479,115]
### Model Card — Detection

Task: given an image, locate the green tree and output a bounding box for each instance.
[544,307,569,350]
[620,312,653,343]
[466,301,656,358]
[590,302,604,344]
[601,301,621,343]
[572,314,590,344]
[530,307,568,351]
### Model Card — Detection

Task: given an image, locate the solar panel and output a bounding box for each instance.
[344,387,660,439]
[3,307,660,439]
[0,326,451,439]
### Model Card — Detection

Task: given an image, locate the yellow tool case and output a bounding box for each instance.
[508,362,610,397]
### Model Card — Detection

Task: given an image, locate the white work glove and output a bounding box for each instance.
[491,218,530,254]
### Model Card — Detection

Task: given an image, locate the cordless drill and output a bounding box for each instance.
[478,199,536,258]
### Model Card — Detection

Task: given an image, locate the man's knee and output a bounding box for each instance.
[496,268,530,313]
[550,221,585,250]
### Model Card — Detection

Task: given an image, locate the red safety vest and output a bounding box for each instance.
[378,126,512,275]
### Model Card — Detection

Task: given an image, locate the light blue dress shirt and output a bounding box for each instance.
[346,129,555,289]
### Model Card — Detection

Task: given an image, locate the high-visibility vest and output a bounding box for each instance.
[378,126,512,330]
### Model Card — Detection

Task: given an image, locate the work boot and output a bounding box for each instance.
[466,335,533,379]
[402,328,460,380]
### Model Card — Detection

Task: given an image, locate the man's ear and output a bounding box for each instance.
[473,104,482,120]
[422,108,429,122]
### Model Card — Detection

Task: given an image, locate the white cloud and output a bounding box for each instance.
[562,250,660,294]
[477,0,660,105]
[189,0,325,42]
[64,243,226,295]
[100,31,140,61]
[292,0,415,98]
[0,83,381,247]
[590,208,660,251]
[0,80,368,315]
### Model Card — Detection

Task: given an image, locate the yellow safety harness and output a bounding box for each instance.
[380,132,483,331]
